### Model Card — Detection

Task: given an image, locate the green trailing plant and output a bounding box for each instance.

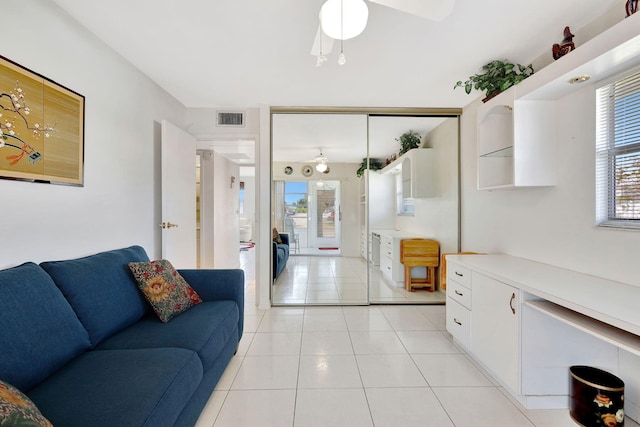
[396,130,421,156]
[356,158,383,178]
[454,60,534,100]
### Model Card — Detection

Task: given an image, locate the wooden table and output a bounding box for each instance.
[400,239,439,292]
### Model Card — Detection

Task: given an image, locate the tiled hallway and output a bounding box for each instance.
[273,255,446,305]
[194,248,639,427]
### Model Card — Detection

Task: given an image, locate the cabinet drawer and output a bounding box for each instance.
[447,262,471,288]
[448,279,471,309]
[446,297,470,350]
[380,255,392,271]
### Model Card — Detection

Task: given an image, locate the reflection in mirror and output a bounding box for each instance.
[271,111,459,306]
[367,116,459,304]
[272,113,368,305]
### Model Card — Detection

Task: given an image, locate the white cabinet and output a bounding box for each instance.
[359,170,394,262]
[470,272,520,394]
[381,149,437,198]
[476,11,640,190]
[447,254,640,410]
[477,88,556,190]
[446,261,471,350]
[446,263,520,391]
[374,231,423,287]
[380,235,394,283]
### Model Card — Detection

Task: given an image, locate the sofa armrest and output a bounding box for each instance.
[279,233,289,246]
[178,269,244,340]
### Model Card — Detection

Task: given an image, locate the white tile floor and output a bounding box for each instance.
[273,254,446,305]
[194,248,640,427]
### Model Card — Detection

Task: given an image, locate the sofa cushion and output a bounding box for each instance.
[0,380,53,427]
[40,246,151,347]
[97,301,239,371]
[28,348,203,427]
[0,262,90,391]
[128,259,203,322]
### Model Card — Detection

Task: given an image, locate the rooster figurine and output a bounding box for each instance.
[552,26,575,60]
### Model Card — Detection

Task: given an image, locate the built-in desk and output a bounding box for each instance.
[371,229,425,287]
[447,254,640,413]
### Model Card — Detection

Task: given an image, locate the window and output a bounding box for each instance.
[395,173,414,216]
[596,70,640,229]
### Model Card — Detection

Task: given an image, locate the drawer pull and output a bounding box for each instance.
[509,292,516,315]
[455,271,464,277]
[454,318,462,326]
[455,290,464,296]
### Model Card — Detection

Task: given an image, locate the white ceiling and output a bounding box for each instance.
[50,0,619,109]
[272,113,447,163]
[49,0,620,167]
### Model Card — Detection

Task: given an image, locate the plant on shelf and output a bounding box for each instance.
[356,158,383,178]
[454,60,534,102]
[397,130,422,156]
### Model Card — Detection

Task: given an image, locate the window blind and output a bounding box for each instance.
[596,70,640,229]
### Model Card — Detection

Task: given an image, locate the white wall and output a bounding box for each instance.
[213,152,240,268]
[0,0,186,269]
[460,64,640,287]
[240,174,255,223]
[200,151,240,269]
[395,118,460,255]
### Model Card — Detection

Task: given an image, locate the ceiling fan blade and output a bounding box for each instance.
[310,25,334,56]
[368,0,455,21]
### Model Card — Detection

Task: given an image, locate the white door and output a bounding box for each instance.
[309,180,341,249]
[470,273,520,393]
[161,120,197,269]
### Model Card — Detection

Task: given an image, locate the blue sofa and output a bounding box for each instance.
[273,233,289,280]
[0,246,244,427]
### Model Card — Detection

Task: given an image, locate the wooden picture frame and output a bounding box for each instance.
[0,56,84,186]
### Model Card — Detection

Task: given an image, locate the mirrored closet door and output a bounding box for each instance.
[270,109,459,306]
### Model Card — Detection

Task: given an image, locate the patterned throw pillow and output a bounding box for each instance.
[0,380,53,427]
[272,227,282,244]
[128,260,203,322]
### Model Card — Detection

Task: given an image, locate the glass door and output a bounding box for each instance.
[309,180,341,252]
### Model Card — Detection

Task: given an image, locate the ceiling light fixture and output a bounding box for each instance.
[321,0,368,40]
[320,0,368,65]
[569,75,591,84]
[316,160,328,173]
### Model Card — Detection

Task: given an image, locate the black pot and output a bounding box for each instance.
[570,365,624,426]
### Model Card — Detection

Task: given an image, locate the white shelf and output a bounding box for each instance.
[381,148,437,198]
[517,12,640,101]
[480,146,514,158]
[476,13,640,191]
[525,300,640,357]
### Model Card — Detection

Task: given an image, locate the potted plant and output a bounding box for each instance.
[397,130,421,156]
[356,158,383,177]
[454,60,534,102]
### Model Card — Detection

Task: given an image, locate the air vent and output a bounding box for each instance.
[217,111,245,127]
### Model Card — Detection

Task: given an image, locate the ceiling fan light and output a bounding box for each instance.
[316,161,328,172]
[321,0,368,40]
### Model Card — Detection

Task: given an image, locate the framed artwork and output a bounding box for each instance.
[0,56,84,186]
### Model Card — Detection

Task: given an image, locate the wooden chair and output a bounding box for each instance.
[400,239,439,292]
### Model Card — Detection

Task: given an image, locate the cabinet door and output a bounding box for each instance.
[470,272,520,393]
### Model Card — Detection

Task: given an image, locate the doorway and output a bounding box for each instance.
[309,180,341,254]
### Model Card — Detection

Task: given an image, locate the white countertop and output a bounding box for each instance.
[370,229,426,239]
[448,254,640,337]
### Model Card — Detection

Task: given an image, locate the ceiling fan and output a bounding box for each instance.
[306,149,330,173]
[311,0,455,64]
